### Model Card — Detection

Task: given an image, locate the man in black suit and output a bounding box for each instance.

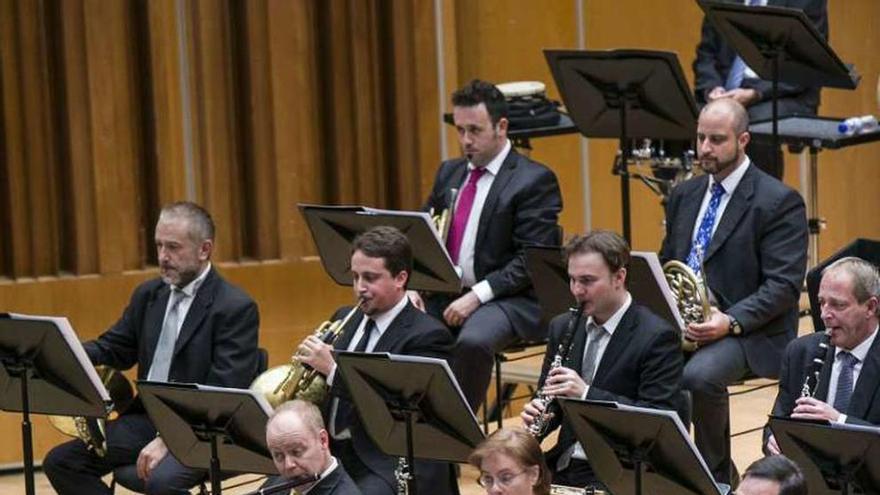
[522,231,683,488]
[43,202,260,495]
[263,400,362,495]
[693,0,828,179]
[413,79,563,410]
[660,98,808,484]
[765,257,880,454]
[298,226,457,495]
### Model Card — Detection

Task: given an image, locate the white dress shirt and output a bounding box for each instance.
[455,139,512,303]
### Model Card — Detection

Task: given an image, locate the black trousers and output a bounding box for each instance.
[43,413,206,495]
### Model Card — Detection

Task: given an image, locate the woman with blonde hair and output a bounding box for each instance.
[468,427,551,495]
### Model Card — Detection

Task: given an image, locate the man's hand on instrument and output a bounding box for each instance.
[407,290,426,312]
[541,367,587,399]
[765,434,781,455]
[298,336,335,376]
[687,307,730,344]
[443,291,480,327]
[521,398,548,428]
[136,436,169,481]
[792,396,841,422]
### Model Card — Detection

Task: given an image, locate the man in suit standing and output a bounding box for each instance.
[412,79,563,411]
[660,98,808,484]
[43,201,260,495]
[297,226,457,495]
[693,0,828,179]
[765,257,880,454]
[263,400,362,495]
[521,231,683,489]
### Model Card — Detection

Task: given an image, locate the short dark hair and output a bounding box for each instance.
[351,226,412,279]
[451,79,509,126]
[159,201,215,242]
[564,230,630,273]
[743,455,807,495]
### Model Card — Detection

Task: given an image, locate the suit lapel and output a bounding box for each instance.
[172,270,216,357]
[334,310,365,351]
[705,165,755,262]
[592,306,636,385]
[475,151,517,249]
[675,176,709,260]
[373,302,415,352]
[847,336,880,418]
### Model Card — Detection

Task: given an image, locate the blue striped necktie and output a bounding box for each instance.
[687,182,725,275]
[833,351,858,413]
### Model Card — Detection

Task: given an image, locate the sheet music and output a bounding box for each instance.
[630,252,686,330]
[4,312,110,402]
[589,400,723,493]
[359,207,458,269]
[195,384,274,415]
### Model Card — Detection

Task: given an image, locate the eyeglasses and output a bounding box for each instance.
[477,469,527,488]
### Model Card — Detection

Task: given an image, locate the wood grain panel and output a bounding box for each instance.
[265,0,323,258]
[83,0,149,272]
[190,0,243,261]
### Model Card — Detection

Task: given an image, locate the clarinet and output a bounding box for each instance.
[528,302,586,437]
[800,331,831,398]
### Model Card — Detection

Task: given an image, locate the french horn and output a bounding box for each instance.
[662,260,710,352]
[47,365,134,457]
[250,302,361,409]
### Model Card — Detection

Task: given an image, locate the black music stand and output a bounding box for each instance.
[525,245,574,325]
[558,398,730,495]
[544,49,698,243]
[335,352,485,495]
[299,204,461,293]
[138,382,277,495]
[769,416,880,495]
[0,314,111,495]
[749,117,880,268]
[698,0,861,174]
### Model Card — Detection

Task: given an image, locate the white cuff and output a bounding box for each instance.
[471,280,495,304]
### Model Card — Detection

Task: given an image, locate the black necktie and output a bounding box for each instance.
[334,319,377,434]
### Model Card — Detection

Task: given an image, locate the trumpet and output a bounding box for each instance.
[250,301,362,409]
[47,365,134,457]
[528,303,586,437]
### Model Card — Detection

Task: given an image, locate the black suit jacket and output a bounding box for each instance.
[85,267,260,393]
[263,462,362,495]
[538,304,683,467]
[771,331,880,426]
[424,148,562,339]
[326,300,457,494]
[660,165,807,378]
[693,0,828,112]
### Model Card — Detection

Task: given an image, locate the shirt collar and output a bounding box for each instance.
[587,292,632,336]
[468,139,511,177]
[369,293,410,335]
[301,456,339,494]
[836,324,879,363]
[711,156,750,196]
[172,262,211,298]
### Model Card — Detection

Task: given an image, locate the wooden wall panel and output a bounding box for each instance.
[265,0,323,258]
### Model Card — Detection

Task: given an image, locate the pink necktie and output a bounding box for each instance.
[446,167,486,264]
